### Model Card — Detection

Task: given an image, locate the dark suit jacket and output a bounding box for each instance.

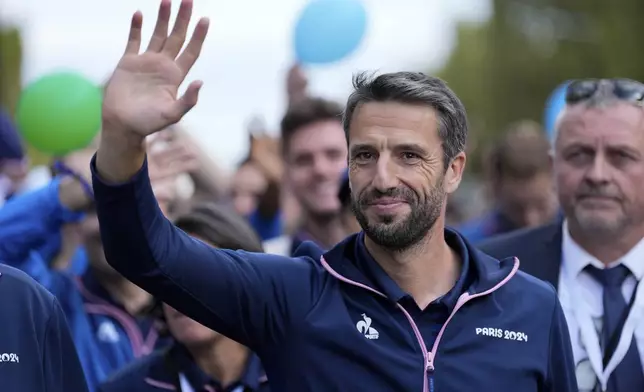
[477,221,563,289]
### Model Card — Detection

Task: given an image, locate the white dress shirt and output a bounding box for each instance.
[558,220,644,391]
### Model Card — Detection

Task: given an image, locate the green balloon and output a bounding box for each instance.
[16,72,102,155]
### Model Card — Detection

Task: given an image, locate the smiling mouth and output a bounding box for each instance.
[371,201,404,206]
[366,199,408,214]
[368,197,407,206]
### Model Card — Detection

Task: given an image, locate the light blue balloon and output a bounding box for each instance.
[543,81,570,142]
[294,0,368,65]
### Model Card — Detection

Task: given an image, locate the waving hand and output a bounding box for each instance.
[97,0,209,182]
[102,0,209,137]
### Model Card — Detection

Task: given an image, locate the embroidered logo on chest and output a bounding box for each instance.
[356,313,380,340]
[475,327,528,342]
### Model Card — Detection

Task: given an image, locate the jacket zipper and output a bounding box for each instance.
[427,354,435,392]
[320,256,520,392]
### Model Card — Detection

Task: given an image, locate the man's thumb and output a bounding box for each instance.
[169,81,203,121]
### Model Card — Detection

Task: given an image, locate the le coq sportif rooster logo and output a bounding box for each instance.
[356,313,380,340]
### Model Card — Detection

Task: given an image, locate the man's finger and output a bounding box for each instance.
[146,0,172,52]
[160,80,202,124]
[162,0,193,58]
[167,80,203,123]
[124,11,143,55]
[176,17,210,75]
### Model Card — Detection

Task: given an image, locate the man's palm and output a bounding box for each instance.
[102,0,209,138]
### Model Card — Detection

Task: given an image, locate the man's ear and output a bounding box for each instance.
[444,152,466,194]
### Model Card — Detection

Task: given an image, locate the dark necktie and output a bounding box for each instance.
[586,264,644,392]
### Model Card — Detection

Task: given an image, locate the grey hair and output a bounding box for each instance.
[342,71,468,168]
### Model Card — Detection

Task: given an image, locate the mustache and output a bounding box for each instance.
[576,184,622,200]
[358,187,416,205]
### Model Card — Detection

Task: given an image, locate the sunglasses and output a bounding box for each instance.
[565,78,644,105]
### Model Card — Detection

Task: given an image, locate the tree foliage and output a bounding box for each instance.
[437,0,644,172]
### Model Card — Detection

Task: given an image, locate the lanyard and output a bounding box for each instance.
[561,267,644,390]
[603,281,640,366]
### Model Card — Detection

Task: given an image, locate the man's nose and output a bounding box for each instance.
[312,156,343,180]
[372,155,398,191]
[585,154,610,185]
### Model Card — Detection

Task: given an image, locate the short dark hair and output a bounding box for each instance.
[174,202,263,252]
[280,97,343,154]
[343,71,468,168]
[488,121,551,182]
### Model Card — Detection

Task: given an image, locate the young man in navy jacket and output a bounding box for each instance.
[0,263,88,391]
[91,1,578,391]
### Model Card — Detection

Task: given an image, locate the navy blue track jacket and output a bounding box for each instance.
[91,157,578,392]
[0,264,89,392]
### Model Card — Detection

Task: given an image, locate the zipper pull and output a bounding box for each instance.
[425,351,434,372]
[426,353,435,372]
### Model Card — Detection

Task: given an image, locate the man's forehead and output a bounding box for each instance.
[352,101,437,129]
[557,104,644,143]
[288,120,345,155]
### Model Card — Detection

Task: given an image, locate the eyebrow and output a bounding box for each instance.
[349,143,373,156]
[349,143,427,155]
[606,145,641,157]
[393,143,427,155]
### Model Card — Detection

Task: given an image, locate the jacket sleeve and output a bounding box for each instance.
[545,293,578,392]
[0,178,84,264]
[0,179,83,292]
[43,298,90,392]
[91,156,323,351]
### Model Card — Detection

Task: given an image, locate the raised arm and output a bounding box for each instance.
[93,0,322,350]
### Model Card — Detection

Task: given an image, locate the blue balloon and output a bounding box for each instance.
[294,0,368,65]
[543,81,570,142]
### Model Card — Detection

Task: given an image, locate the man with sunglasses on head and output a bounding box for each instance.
[481,79,644,392]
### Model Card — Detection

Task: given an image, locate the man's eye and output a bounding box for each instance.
[402,152,420,160]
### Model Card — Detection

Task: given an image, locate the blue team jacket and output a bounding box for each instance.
[0,179,164,391]
[0,264,89,392]
[92,157,578,392]
[99,343,269,392]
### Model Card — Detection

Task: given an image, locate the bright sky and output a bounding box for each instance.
[1,0,491,172]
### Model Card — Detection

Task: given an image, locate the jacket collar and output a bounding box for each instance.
[322,228,518,298]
